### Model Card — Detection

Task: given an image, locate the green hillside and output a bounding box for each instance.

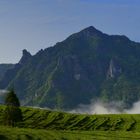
[0,106,140,139]
[0,106,140,131]
[1,127,140,140]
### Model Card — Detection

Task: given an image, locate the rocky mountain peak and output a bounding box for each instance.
[80,26,104,36]
[22,49,31,56]
[66,26,105,41]
[82,26,100,32]
[19,49,32,65]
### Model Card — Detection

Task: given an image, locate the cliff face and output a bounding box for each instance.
[107,59,122,79]
[1,26,140,109]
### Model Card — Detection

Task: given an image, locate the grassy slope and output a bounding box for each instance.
[1,106,140,139]
[1,127,140,140]
[20,107,140,131]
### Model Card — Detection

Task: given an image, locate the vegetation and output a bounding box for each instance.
[0,105,139,131]
[1,26,140,109]
[0,106,140,139]
[3,90,22,126]
[0,127,140,140]
[0,64,14,81]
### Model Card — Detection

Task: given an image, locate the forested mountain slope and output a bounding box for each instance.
[1,26,140,109]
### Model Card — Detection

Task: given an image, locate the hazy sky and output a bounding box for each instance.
[0,0,140,63]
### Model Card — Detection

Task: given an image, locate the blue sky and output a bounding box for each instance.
[0,0,140,63]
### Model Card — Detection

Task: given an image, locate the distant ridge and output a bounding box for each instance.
[0,64,14,81]
[0,26,140,110]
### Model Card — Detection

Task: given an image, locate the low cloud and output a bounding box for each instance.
[0,89,8,104]
[125,101,140,114]
[0,90,8,94]
[70,100,140,114]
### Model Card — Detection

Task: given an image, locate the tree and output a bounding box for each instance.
[3,90,23,126]
[5,90,20,107]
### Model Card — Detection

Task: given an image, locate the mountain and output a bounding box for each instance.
[1,26,140,109]
[0,64,14,81]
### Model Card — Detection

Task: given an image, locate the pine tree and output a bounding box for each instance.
[3,90,23,126]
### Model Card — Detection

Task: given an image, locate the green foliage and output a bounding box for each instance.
[4,106,22,126]
[101,76,140,108]
[0,106,140,139]
[3,90,22,126]
[1,106,140,131]
[1,127,140,140]
[5,90,20,107]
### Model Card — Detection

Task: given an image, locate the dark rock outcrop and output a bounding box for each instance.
[19,49,32,65]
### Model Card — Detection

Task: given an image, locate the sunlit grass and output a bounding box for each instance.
[0,105,140,139]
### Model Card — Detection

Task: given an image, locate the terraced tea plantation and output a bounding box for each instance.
[13,107,140,131]
[1,127,140,140]
[0,106,140,139]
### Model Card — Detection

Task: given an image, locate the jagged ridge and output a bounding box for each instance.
[0,26,140,109]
